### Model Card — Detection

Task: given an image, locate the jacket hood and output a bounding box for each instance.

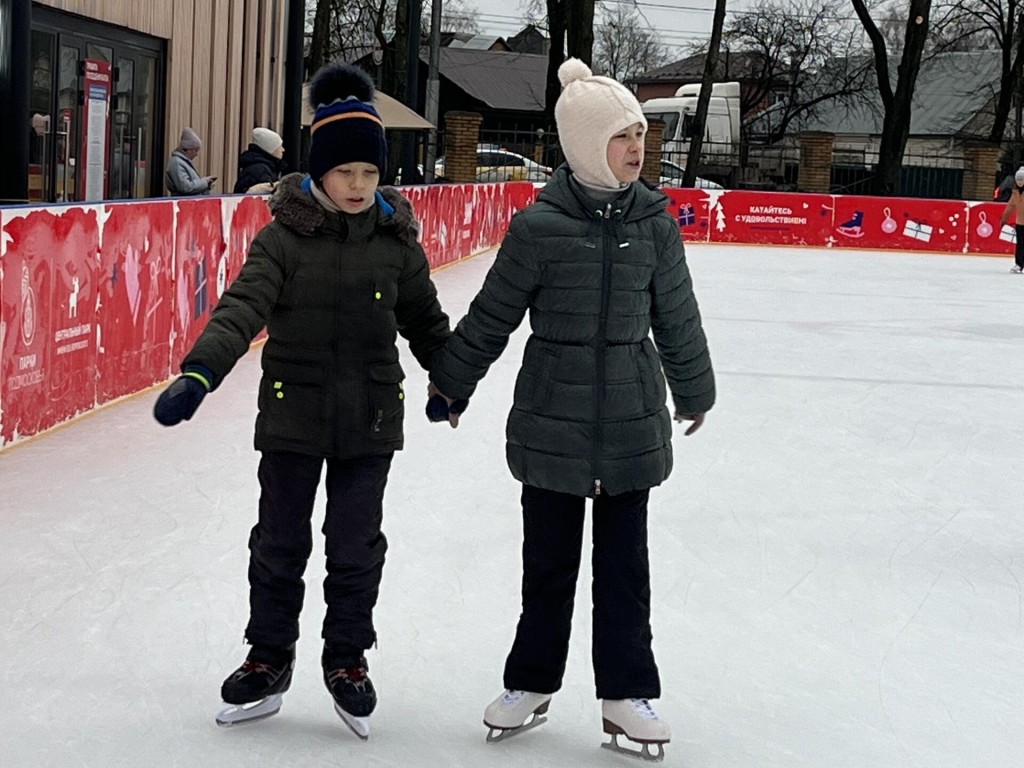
[239,145,286,170]
[537,164,668,223]
[269,172,419,246]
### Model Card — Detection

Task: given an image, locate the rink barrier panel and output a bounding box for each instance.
[0,185,1011,450]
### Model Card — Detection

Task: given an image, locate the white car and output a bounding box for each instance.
[434,147,552,183]
[658,159,723,189]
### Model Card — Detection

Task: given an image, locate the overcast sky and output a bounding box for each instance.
[466,0,742,57]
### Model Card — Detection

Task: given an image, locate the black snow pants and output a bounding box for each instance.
[243,450,392,659]
[1015,225,1024,269]
[503,484,661,700]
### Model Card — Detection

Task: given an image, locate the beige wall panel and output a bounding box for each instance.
[239,0,260,155]
[223,0,246,187]
[189,3,213,176]
[166,0,196,186]
[254,0,274,128]
[206,0,232,187]
[36,0,174,38]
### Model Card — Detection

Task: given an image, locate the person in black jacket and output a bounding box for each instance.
[153,64,451,734]
[234,127,287,194]
[429,59,715,759]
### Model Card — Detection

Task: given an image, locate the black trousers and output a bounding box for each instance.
[503,484,661,700]
[244,450,392,659]
[1016,225,1024,268]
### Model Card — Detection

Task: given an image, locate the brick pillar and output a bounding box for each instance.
[962,141,1002,201]
[797,132,834,194]
[443,111,483,183]
[642,119,665,184]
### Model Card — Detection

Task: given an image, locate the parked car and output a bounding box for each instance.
[658,159,723,189]
[434,147,552,183]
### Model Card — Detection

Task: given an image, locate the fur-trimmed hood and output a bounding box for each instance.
[268,172,419,247]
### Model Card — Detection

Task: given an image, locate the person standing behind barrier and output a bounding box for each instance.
[151,62,452,736]
[234,127,287,194]
[999,166,1024,273]
[166,127,216,196]
[427,58,715,760]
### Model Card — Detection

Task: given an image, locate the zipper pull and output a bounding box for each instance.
[373,409,383,433]
[603,203,612,219]
[594,479,602,496]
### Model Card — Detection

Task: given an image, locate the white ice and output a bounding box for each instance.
[2,243,1023,768]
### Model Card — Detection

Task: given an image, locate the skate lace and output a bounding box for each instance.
[630,698,659,720]
[501,689,526,706]
[328,666,367,684]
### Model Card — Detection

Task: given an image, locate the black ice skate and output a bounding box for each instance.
[215,644,295,727]
[323,652,376,740]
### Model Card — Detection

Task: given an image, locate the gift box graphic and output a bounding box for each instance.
[1000,223,1017,243]
[903,219,933,242]
[678,203,696,227]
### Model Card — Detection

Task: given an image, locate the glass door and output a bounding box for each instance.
[56,42,81,201]
[29,30,55,202]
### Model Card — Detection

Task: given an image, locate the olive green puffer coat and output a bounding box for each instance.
[430,166,714,497]
[182,173,451,458]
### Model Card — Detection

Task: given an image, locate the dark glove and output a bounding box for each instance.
[425,384,469,426]
[153,366,213,426]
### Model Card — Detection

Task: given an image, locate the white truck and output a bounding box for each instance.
[641,82,742,184]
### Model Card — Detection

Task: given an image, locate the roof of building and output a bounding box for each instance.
[630,51,771,85]
[301,84,435,130]
[424,48,548,112]
[787,52,1003,137]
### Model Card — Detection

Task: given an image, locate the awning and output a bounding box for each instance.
[301,85,435,130]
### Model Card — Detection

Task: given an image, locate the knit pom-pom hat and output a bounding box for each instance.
[307,63,387,184]
[554,58,647,189]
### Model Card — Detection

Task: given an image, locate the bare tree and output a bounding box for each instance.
[851,0,932,195]
[566,0,597,65]
[684,0,728,187]
[592,3,669,82]
[725,0,874,143]
[930,0,1024,143]
[305,0,480,76]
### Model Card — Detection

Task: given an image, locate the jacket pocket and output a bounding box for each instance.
[257,377,326,445]
[368,363,405,440]
[638,341,666,413]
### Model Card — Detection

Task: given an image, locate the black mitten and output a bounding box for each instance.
[153,366,212,426]
[425,393,470,423]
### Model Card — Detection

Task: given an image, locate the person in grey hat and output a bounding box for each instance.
[428,58,715,759]
[166,127,216,196]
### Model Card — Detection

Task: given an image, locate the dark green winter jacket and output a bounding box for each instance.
[430,166,715,497]
[183,173,450,458]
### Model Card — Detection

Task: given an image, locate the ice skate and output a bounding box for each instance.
[600,698,670,762]
[216,644,295,727]
[323,652,375,740]
[1011,264,1022,273]
[483,689,552,742]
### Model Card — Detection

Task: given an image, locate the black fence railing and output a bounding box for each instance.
[422,124,979,200]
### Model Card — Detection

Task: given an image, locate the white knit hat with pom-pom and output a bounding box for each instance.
[1015,166,1024,184]
[554,58,648,189]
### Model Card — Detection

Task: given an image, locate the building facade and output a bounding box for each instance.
[20,0,289,203]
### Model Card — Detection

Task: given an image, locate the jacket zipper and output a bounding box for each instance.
[593,203,614,496]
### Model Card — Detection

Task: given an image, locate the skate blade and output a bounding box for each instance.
[215,694,283,727]
[601,733,666,762]
[333,702,371,740]
[484,713,547,743]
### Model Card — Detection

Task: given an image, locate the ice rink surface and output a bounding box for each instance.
[2,243,1023,768]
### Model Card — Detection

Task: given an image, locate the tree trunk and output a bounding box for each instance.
[683,0,727,187]
[990,11,1024,143]
[546,0,566,121]
[384,0,412,185]
[307,0,333,76]
[565,0,595,65]
[854,0,931,195]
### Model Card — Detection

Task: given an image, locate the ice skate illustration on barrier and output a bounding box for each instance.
[836,210,865,239]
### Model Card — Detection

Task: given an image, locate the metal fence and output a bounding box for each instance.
[423,123,977,200]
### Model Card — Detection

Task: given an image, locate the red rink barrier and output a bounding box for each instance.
[0,184,1012,449]
[0,182,533,448]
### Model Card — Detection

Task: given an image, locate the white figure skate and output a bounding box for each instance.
[483,689,552,742]
[600,698,670,762]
